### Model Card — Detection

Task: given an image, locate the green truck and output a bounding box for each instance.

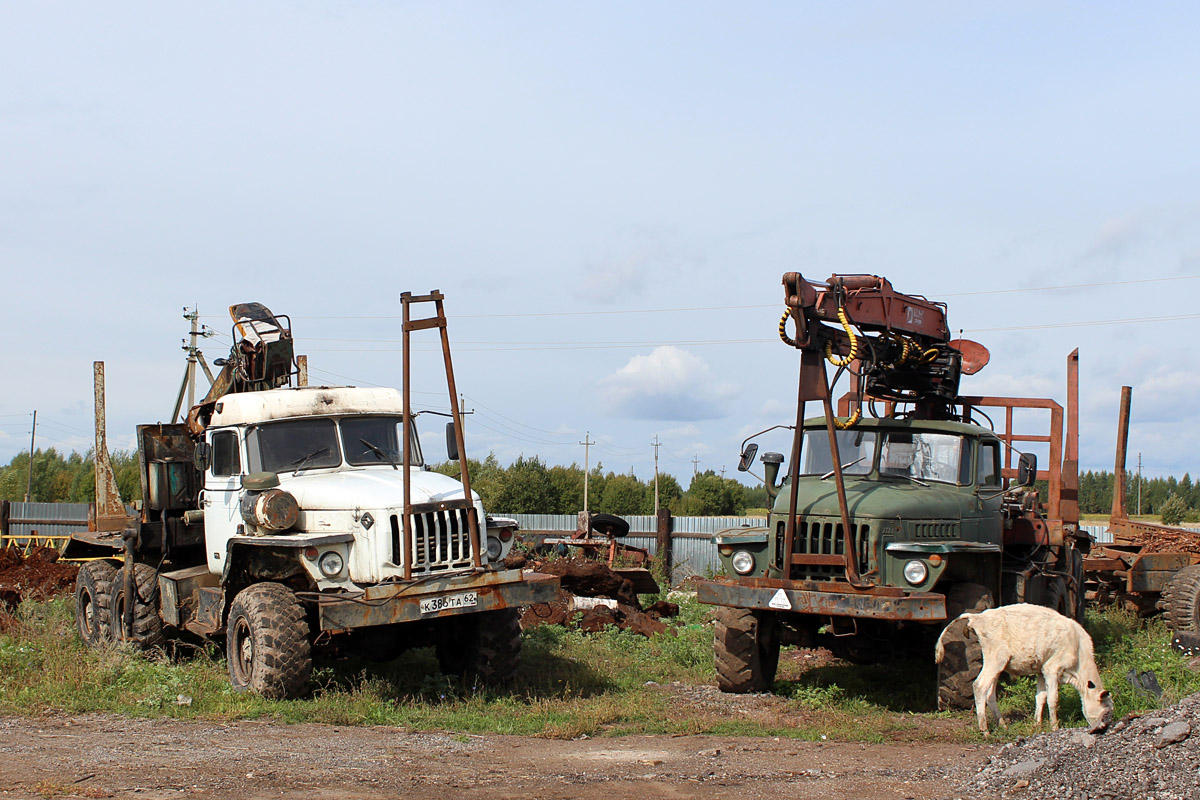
[697,274,1089,707]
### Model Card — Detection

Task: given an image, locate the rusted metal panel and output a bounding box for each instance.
[1128,552,1200,593]
[696,577,946,621]
[317,570,559,631]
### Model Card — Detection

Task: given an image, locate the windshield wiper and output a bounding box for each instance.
[359,438,398,470]
[290,447,330,475]
[821,456,867,480]
[882,471,929,487]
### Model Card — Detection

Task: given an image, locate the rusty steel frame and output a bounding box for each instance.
[400,291,482,581]
[780,274,955,591]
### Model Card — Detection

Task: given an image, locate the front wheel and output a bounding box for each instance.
[714,607,780,694]
[453,609,522,685]
[226,583,312,699]
[936,583,993,711]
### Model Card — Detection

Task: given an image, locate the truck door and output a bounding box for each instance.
[204,428,244,575]
[977,439,1004,539]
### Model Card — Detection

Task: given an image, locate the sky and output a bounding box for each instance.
[1,2,1198,489]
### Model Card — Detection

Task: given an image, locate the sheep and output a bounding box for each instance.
[935,602,1113,735]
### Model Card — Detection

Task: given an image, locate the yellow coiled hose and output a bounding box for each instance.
[778,308,797,347]
[824,304,858,367]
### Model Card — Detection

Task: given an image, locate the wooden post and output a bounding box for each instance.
[656,508,673,586]
[0,500,9,538]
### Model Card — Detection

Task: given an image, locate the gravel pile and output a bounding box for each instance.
[959,694,1200,800]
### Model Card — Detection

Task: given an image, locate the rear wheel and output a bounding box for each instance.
[714,607,780,693]
[109,563,165,650]
[936,583,993,710]
[226,583,312,699]
[1164,565,1200,635]
[1045,577,1072,618]
[75,561,117,647]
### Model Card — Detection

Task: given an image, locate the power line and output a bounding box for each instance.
[199,274,1200,324]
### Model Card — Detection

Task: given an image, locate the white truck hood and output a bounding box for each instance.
[277,468,475,509]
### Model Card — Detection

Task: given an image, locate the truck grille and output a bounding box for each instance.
[780,517,871,581]
[911,522,959,539]
[391,509,475,575]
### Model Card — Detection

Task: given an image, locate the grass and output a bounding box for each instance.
[1,594,1196,742]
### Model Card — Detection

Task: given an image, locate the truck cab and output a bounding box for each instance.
[199,386,513,587]
[724,417,1006,594]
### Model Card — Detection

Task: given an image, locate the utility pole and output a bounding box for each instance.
[580,431,595,517]
[692,455,700,477]
[1137,452,1143,516]
[720,466,726,479]
[172,307,217,422]
[652,435,661,514]
[23,410,36,502]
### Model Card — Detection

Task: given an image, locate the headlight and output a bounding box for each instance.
[486,536,503,562]
[903,559,928,585]
[318,551,345,577]
[731,550,755,575]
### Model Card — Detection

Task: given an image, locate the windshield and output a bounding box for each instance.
[248,415,423,473]
[341,416,422,467]
[251,419,342,473]
[879,431,967,485]
[800,429,877,476]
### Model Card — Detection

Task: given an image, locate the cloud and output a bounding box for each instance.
[1080,215,1146,265]
[599,346,738,421]
[577,251,652,303]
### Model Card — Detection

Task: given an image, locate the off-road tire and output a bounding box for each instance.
[1163,565,1200,635]
[589,513,631,538]
[464,609,522,685]
[75,561,117,647]
[109,562,165,650]
[936,583,993,711]
[714,607,780,694]
[226,583,312,699]
[1045,577,1072,618]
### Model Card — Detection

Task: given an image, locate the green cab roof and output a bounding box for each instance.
[801,415,998,438]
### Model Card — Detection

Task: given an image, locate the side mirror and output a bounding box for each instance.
[193,441,211,472]
[1018,452,1037,486]
[761,451,785,500]
[737,443,759,472]
[445,421,460,461]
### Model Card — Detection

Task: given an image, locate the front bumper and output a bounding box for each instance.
[316,568,560,631]
[696,576,947,622]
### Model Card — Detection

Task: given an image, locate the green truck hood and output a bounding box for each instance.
[777,477,978,520]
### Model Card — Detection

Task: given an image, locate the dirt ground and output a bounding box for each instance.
[0,713,994,800]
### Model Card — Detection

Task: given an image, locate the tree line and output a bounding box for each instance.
[0,448,767,517]
[4,448,1198,522]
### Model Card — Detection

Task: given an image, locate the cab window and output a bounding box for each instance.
[211,430,241,477]
[977,441,1001,487]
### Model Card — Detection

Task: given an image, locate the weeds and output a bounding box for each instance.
[2,594,1195,742]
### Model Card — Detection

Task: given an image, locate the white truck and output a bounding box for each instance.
[70,294,558,698]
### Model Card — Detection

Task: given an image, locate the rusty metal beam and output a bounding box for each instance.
[1112,385,1132,521]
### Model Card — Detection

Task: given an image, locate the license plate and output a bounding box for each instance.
[420,591,478,614]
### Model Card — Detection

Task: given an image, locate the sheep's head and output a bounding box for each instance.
[1084,685,1114,734]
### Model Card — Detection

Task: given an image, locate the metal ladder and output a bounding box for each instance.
[399,291,483,578]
